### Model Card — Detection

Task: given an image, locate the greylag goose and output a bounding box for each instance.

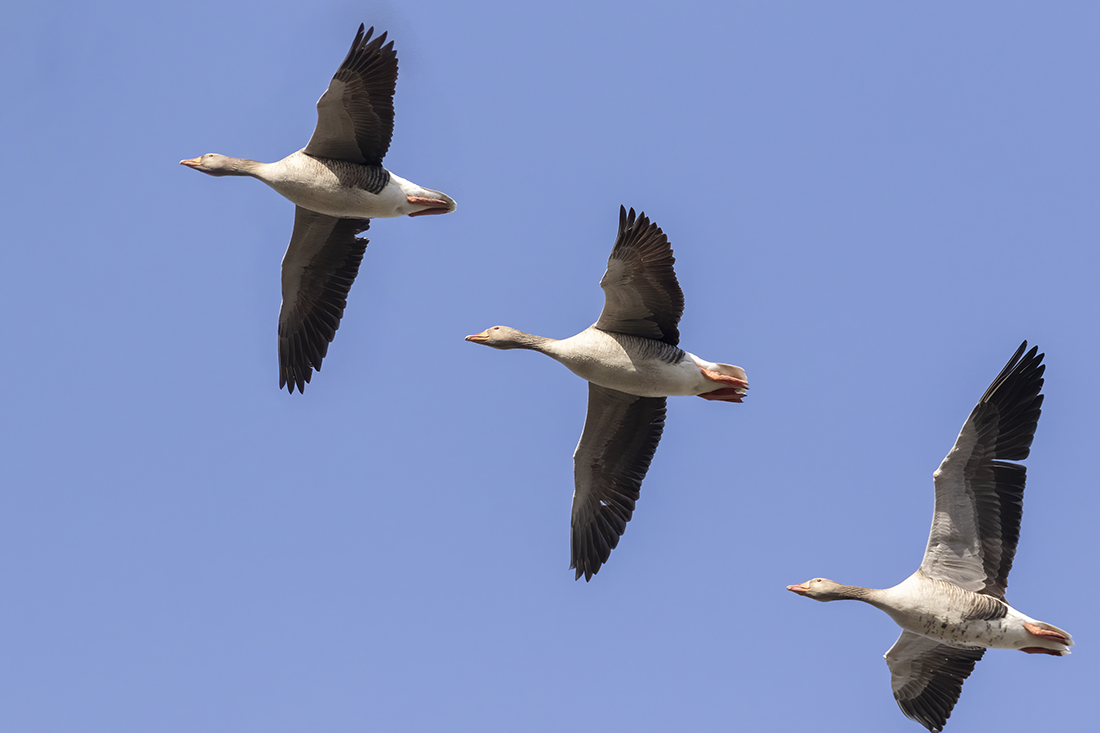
[466,207,748,580]
[181,25,456,393]
[788,342,1071,732]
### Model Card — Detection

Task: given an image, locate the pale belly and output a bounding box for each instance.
[886,593,1033,651]
[260,154,413,219]
[548,330,711,397]
[268,174,411,219]
[901,611,1015,649]
[875,574,1070,654]
[572,356,706,397]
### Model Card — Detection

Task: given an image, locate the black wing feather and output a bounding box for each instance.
[923,341,1044,598]
[570,385,667,581]
[278,208,369,393]
[304,24,398,166]
[594,206,684,346]
[886,631,985,732]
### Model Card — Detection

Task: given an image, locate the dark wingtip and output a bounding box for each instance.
[346,25,389,61]
[617,205,656,239]
[978,340,1044,406]
[572,563,597,582]
[614,205,659,238]
[280,366,311,394]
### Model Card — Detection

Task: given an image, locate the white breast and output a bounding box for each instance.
[256,154,411,219]
[545,328,710,398]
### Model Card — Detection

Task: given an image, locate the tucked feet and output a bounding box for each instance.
[697,366,749,402]
[1024,622,1071,645]
[699,366,748,388]
[407,195,456,216]
[699,388,745,402]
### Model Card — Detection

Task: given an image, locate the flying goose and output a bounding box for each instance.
[181,25,456,393]
[466,207,748,580]
[788,342,1071,732]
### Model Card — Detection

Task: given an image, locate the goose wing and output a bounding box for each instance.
[921,342,1045,598]
[570,384,666,581]
[594,206,684,346]
[885,630,985,733]
[278,207,369,393]
[304,24,397,166]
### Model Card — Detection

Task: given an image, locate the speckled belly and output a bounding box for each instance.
[910,614,1010,649]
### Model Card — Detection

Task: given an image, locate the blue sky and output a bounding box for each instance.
[2,2,1097,731]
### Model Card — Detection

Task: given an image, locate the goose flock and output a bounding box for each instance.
[180,23,1072,732]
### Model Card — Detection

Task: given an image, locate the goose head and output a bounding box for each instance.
[787,578,851,602]
[466,326,537,350]
[179,153,248,177]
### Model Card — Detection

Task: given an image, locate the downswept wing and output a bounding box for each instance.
[278,207,369,393]
[304,24,398,166]
[920,342,1044,598]
[571,384,667,581]
[885,630,985,733]
[594,206,684,346]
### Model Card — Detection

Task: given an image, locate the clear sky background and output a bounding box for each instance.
[2,2,1097,731]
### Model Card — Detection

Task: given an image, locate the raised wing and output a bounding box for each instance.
[278,207,369,393]
[303,24,398,166]
[594,206,684,346]
[570,384,667,581]
[885,630,984,732]
[920,342,1044,598]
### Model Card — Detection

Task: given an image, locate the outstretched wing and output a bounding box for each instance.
[920,342,1044,599]
[885,630,985,732]
[570,384,667,581]
[278,207,369,393]
[304,24,398,165]
[594,206,684,346]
